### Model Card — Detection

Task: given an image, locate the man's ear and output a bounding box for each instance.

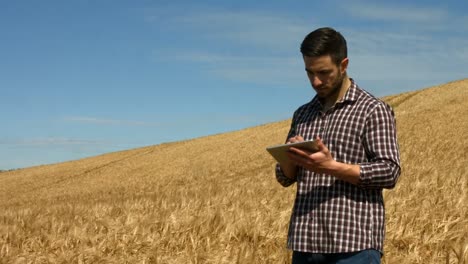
[340,58,349,73]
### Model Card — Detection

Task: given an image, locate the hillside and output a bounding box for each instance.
[1,79,467,263]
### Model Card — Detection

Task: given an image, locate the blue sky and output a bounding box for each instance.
[1,0,467,169]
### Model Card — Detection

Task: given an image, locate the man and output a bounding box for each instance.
[275,27,401,264]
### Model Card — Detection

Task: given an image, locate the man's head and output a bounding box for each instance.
[300,27,349,101]
[300,27,347,66]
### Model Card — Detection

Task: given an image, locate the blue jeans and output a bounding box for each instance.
[292,249,381,264]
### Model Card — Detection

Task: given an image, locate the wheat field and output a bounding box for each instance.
[1,79,467,264]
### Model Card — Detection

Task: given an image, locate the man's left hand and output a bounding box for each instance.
[286,137,336,174]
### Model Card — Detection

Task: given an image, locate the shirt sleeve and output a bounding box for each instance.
[359,102,401,189]
[274,111,299,187]
[275,163,297,187]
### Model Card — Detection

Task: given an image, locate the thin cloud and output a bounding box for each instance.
[150,9,312,86]
[152,8,311,51]
[65,117,162,127]
[167,52,304,84]
[64,115,265,130]
[0,138,104,147]
[149,5,467,88]
[189,12,308,50]
[343,2,448,23]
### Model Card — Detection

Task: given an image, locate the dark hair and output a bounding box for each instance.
[300,27,347,66]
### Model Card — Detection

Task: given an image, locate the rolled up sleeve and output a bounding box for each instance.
[274,113,299,188]
[359,103,401,189]
[275,163,297,187]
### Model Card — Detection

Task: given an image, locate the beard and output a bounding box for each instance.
[315,70,345,99]
[330,70,345,95]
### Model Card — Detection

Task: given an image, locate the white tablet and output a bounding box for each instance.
[266,140,319,164]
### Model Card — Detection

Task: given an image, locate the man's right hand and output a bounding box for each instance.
[287,135,305,144]
[280,135,305,179]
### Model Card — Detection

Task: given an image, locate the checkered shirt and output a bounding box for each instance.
[276,79,401,254]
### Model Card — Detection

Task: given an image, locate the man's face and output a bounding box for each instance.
[303,55,348,99]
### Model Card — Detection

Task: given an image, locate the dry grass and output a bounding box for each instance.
[1,79,467,263]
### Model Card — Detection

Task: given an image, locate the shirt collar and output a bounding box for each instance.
[310,78,359,106]
[339,78,359,104]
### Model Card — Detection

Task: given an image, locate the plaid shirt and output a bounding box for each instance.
[276,79,401,254]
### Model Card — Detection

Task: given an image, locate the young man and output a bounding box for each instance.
[275,27,401,264]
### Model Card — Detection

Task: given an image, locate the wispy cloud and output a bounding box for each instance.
[148,7,311,51]
[0,137,127,169]
[174,11,310,50]
[64,115,266,131]
[343,3,448,24]
[335,2,468,85]
[149,9,312,86]
[166,52,304,84]
[340,2,468,35]
[64,116,163,127]
[149,4,467,88]
[0,137,105,147]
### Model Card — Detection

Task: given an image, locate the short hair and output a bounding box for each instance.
[300,27,348,66]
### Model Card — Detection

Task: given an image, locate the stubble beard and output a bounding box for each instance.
[316,71,345,100]
[331,71,345,96]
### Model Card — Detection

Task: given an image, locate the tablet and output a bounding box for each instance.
[266,140,319,164]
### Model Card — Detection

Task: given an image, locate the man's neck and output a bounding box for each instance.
[321,77,351,111]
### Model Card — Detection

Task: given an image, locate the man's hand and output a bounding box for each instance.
[287,135,305,144]
[287,136,335,174]
[277,135,306,180]
[287,136,361,185]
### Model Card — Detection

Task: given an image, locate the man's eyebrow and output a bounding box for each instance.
[305,68,331,73]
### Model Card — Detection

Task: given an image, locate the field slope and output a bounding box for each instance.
[1,79,467,263]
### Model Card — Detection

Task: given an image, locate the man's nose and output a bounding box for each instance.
[312,76,322,87]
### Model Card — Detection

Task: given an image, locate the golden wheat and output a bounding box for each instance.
[1,79,467,264]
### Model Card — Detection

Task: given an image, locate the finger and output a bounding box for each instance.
[289,147,310,159]
[311,137,331,160]
[315,136,327,151]
[288,135,304,144]
[287,150,307,166]
[286,151,300,165]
